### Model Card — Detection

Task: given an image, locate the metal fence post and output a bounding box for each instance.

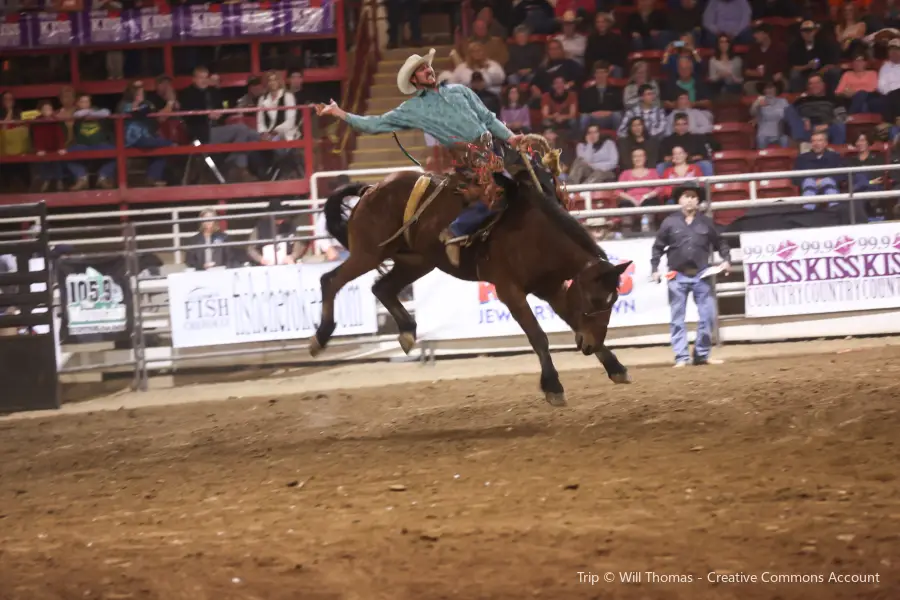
[847,171,856,225]
[124,223,148,391]
[172,209,182,265]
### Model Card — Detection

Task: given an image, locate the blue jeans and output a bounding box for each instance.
[37,161,64,182]
[449,201,498,237]
[579,112,623,134]
[848,91,886,115]
[801,176,839,210]
[129,135,173,182]
[668,272,716,364]
[757,132,789,149]
[68,143,116,181]
[784,106,846,144]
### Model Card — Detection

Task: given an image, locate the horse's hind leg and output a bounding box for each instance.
[371,261,434,355]
[494,282,566,407]
[309,253,382,357]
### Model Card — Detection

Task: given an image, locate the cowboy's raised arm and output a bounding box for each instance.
[317,99,414,134]
[458,85,514,142]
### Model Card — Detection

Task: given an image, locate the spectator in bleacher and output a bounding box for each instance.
[877,39,900,96]
[257,70,299,144]
[750,79,790,148]
[660,146,703,201]
[469,18,509,66]
[702,0,753,46]
[506,25,544,85]
[583,12,627,79]
[785,74,847,144]
[661,33,703,79]
[663,56,712,110]
[554,10,587,65]
[836,2,868,59]
[618,148,664,229]
[553,0,595,19]
[847,131,882,219]
[542,75,577,136]
[619,86,668,139]
[237,76,266,109]
[568,125,618,183]
[56,86,77,147]
[67,94,116,191]
[787,21,841,93]
[623,61,662,110]
[837,53,882,114]
[743,24,787,95]
[627,0,671,50]
[500,86,531,133]
[449,41,506,94]
[0,92,28,184]
[30,99,67,193]
[618,117,660,169]
[185,209,234,271]
[511,0,556,35]
[179,65,262,183]
[288,70,307,103]
[664,91,714,134]
[794,131,845,209]
[578,60,624,134]
[118,80,174,187]
[533,39,583,92]
[247,199,305,266]
[659,112,714,174]
[709,35,744,96]
[469,71,502,117]
[385,0,422,49]
[669,0,705,41]
[475,5,508,38]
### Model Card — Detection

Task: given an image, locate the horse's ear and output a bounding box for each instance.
[613,261,632,276]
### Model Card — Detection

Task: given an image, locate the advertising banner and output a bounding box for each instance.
[167,262,378,349]
[741,222,900,318]
[413,238,697,342]
[0,15,27,49]
[56,256,133,343]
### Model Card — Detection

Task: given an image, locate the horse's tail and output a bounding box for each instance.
[324,182,369,249]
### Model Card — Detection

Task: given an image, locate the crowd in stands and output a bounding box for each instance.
[0,66,310,192]
[429,0,900,227]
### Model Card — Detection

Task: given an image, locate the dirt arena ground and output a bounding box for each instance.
[1,340,899,600]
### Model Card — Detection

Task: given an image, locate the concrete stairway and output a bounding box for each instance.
[347,45,454,183]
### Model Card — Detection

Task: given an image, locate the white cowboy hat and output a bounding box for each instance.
[397,48,436,95]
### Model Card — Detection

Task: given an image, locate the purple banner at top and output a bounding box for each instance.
[18,0,332,48]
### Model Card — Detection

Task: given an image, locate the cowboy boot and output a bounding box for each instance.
[438,229,461,267]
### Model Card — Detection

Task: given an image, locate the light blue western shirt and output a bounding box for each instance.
[345,83,513,146]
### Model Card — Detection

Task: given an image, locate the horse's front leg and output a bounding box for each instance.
[536,284,631,386]
[494,283,566,407]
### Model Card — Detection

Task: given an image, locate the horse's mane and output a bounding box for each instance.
[514,135,608,261]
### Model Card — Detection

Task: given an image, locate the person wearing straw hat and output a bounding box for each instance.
[651,186,731,368]
[315,48,528,266]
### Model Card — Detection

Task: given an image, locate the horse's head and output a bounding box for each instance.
[567,259,632,355]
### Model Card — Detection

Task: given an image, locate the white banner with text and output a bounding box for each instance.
[740,222,900,318]
[167,262,379,348]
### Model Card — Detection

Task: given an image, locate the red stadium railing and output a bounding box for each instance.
[0,104,315,207]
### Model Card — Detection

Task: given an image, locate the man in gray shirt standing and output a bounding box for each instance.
[651,187,731,368]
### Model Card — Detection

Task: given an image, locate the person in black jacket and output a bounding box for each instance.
[185,209,236,270]
[178,65,262,182]
[583,12,627,79]
[651,187,731,368]
[578,60,624,135]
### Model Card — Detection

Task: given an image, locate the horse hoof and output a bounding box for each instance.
[544,391,568,407]
[610,372,632,385]
[398,331,416,355]
[308,336,324,358]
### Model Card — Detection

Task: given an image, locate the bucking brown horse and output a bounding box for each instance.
[308,138,633,406]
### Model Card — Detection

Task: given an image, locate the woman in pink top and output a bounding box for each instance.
[660,146,702,201]
[837,54,881,114]
[617,147,663,230]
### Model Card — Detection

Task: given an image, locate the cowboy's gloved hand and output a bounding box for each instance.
[507,134,524,149]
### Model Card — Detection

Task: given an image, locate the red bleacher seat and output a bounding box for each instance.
[588,190,618,209]
[756,178,798,199]
[709,182,749,226]
[844,113,884,143]
[713,150,756,175]
[712,102,750,124]
[711,122,754,151]
[755,147,798,173]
